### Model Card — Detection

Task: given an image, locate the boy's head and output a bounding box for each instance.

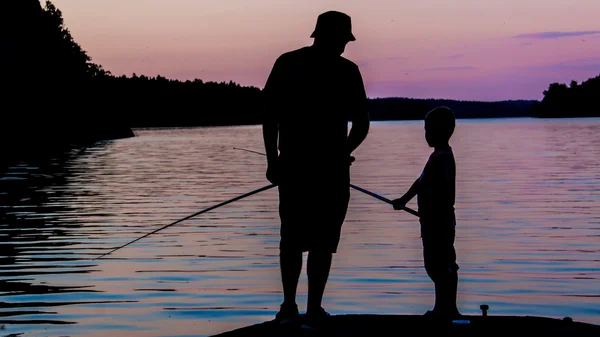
[424,106,455,147]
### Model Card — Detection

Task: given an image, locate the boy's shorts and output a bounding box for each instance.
[422,235,459,281]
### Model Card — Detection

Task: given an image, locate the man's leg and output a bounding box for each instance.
[277,182,303,316]
[306,251,333,313]
[304,184,347,321]
[280,250,303,306]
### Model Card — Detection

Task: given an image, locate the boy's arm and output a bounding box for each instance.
[392,177,419,210]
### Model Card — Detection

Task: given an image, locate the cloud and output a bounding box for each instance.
[525,59,600,72]
[446,54,464,59]
[514,31,600,39]
[425,66,476,71]
[521,42,533,46]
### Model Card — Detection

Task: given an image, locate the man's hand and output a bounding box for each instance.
[266,160,280,185]
[392,196,410,211]
[348,155,355,166]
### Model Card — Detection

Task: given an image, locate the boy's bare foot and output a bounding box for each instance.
[424,309,462,320]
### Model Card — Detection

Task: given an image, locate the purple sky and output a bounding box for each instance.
[52,0,600,101]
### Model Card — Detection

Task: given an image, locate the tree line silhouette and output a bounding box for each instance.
[530,74,600,118]
[1,0,130,156]
[1,0,596,155]
[368,98,536,120]
[93,75,263,127]
[92,75,539,127]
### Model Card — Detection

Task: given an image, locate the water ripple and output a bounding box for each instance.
[1,119,599,336]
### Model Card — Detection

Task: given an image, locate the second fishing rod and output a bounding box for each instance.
[233,147,419,217]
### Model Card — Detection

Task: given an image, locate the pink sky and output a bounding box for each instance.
[52,0,600,101]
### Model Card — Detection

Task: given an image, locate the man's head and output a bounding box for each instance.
[424,106,456,147]
[310,11,356,56]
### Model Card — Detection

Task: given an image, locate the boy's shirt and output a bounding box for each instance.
[417,145,456,239]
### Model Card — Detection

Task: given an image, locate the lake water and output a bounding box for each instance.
[1,118,599,337]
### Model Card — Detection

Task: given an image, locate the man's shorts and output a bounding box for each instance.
[278,175,350,253]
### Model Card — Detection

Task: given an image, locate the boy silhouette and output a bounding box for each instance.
[392,106,461,319]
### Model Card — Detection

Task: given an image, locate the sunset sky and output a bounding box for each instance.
[52,0,600,101]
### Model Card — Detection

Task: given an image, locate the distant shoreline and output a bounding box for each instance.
[130,116,600,131]
[3,0,597,159]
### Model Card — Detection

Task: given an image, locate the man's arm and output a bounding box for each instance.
[347,65,370,155]
[262,58,282,184]
[263,122,278,165]
[347,109,369,155]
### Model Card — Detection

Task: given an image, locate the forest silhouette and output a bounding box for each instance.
[1,0,597,152]
[530,75,600,118]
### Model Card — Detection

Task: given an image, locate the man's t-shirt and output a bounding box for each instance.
[263,46,368,179]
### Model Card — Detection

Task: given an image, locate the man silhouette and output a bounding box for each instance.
[262,11,370,327]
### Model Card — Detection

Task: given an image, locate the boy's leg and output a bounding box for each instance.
[426,266,445,314]
[445,270,459,315]
[432,277,443,313]
[425,248,460,317]
[424,243,460,316]
[445,238,460,316]
[443,242,460,316]
[423,243,439,313]
[428,269,459,316]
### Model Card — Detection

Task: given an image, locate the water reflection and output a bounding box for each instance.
[0,145,137,334]
[0,120,599,337]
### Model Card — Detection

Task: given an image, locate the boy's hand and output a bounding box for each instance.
[392,197,408,210]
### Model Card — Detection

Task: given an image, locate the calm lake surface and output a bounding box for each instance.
[1,118,599,336]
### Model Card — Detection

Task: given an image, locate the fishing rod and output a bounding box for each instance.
[94,148,417,260]
[233,147,419,217]
[233,147,266,156]
[348,183,419,217]
[93,184,276,261]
